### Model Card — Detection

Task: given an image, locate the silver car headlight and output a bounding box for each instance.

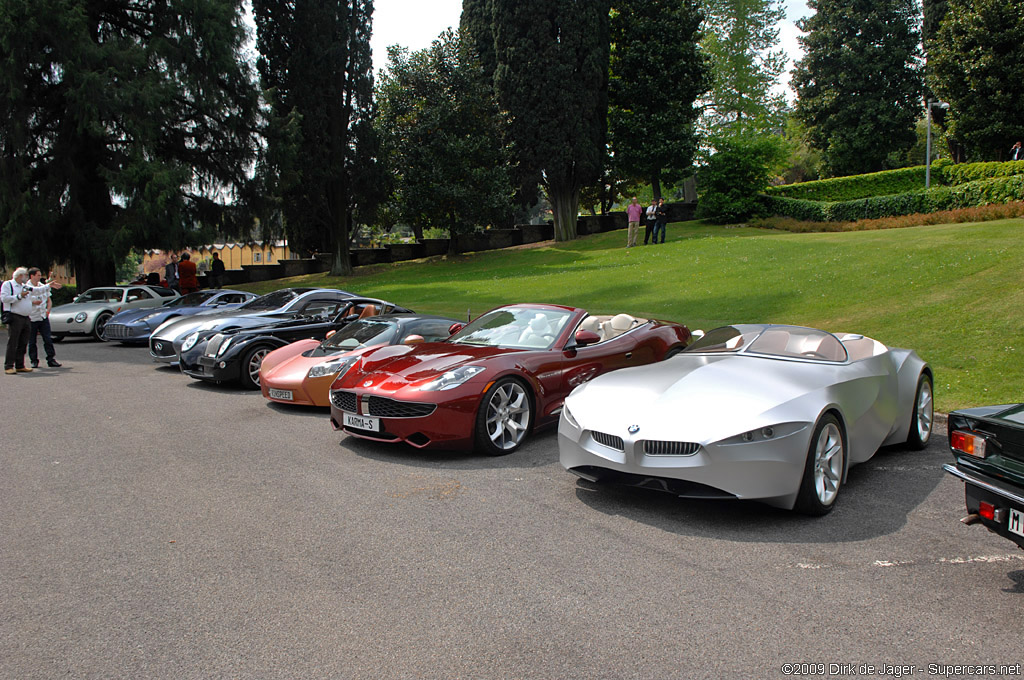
[74,312,87,323]
[418,365,486,391]
[181,332,200,352]
[307,356,356,379]
[561,403,580,430]
[718,422,808,446]
[216,336,233,357]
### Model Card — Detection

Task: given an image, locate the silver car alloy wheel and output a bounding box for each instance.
[485,381,530,450]
[813,422,844,506]
[247,348,270,387]
[915,379,933,443]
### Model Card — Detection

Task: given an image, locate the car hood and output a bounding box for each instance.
[154,309,286,340]
[565,354,842,444]
[51,301,119,315]
[344,342,520,390]
[109,307,164,323]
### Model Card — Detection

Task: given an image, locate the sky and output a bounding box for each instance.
[370,0,812,91]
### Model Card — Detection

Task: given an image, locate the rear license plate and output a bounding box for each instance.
[268,389,293,401]
[343,412,380,432]
[1009,508,1024,538]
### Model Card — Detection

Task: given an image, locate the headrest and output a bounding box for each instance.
[579,316,602,333]
[609,313,636,331]
[529,315,549,332]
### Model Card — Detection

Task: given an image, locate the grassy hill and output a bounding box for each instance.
[237,219,1024,412]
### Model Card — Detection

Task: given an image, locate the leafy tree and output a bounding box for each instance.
[791,0,923,177]
[696,133,788,223]
[254,0,379,275]
[928,0,1024,160]
[375,31,513,251]
[484,0,611,241]
[0,0,259,289]
[607,0,710,201]
[699,0,787,135]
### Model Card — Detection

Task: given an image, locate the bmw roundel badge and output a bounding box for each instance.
[628,424,640,434]
[363,380,373,387]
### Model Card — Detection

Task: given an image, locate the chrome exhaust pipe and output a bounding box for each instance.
[960,513,982,525]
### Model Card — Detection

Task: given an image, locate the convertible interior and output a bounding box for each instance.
[577,314,647,343]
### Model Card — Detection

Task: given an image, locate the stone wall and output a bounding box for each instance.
[201,203,693,286]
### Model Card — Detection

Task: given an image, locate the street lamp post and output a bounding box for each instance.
[926,99,950,189]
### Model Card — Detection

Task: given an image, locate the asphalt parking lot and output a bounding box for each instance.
[2,335,1022,679]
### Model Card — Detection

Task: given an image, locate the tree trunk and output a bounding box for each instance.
[548,184,580,242]
[73,257,117,292]
[650,172,662,201]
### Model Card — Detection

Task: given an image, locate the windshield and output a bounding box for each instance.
[238,289,297,311]
[684,326,761,353]
[168,291,217,307]
[449,307,573,350]
[77,289,123,303]
[313,319,399,357]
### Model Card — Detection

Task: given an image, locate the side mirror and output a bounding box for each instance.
[325,330,336,340]
[403,334,425,345]
[574,329,601,347]
[448,322,465,336]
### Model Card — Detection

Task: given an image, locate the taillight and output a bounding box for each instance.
[951,430,987,458]
[978,501,996,521]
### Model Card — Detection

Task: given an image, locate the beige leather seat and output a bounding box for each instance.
[578,316,603,341]
[602,313,637,340]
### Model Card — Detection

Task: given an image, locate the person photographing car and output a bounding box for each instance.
[2,267,63,373]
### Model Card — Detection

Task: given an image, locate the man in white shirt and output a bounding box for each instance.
[26,267,61,368]
[2,267,34,373]
[2,266,62,374]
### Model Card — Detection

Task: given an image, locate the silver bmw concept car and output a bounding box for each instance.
[558,324,933,515]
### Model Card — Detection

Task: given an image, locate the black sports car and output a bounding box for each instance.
[180,297,412,388]
[944,404,1024,550]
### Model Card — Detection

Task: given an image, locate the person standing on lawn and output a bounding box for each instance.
[625,197,643,248]
[644,198,658,245]
[652,198,668,244]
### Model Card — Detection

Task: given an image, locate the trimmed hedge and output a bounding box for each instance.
[942,159,1024,185]
[761,174,1024,222]
[764,167,927,202]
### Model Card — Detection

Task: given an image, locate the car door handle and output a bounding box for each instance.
[625,352,632,359]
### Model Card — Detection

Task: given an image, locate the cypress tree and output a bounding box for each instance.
[254,0,378,275]
[608,0,710,199]
[489,0,611,241]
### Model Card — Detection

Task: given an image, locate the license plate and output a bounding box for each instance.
[268,388,293,401]
[1009,508,1024,538]
[343,412,380,432]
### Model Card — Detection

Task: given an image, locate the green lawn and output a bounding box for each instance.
[239,219,1024,412]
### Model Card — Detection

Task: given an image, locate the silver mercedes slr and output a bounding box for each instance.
[558,324,933,515]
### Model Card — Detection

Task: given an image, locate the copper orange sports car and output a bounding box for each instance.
[259,314,461,406]
[328,303,692,455]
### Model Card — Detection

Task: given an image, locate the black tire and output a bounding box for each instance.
[239,346,272,390]
[794,413,846,516]
[664,345,685,359]
[93,312,112,341]
[474,377,533,456]
[906,373,934,450]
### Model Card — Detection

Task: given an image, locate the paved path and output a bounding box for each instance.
[2,335,1021,679]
